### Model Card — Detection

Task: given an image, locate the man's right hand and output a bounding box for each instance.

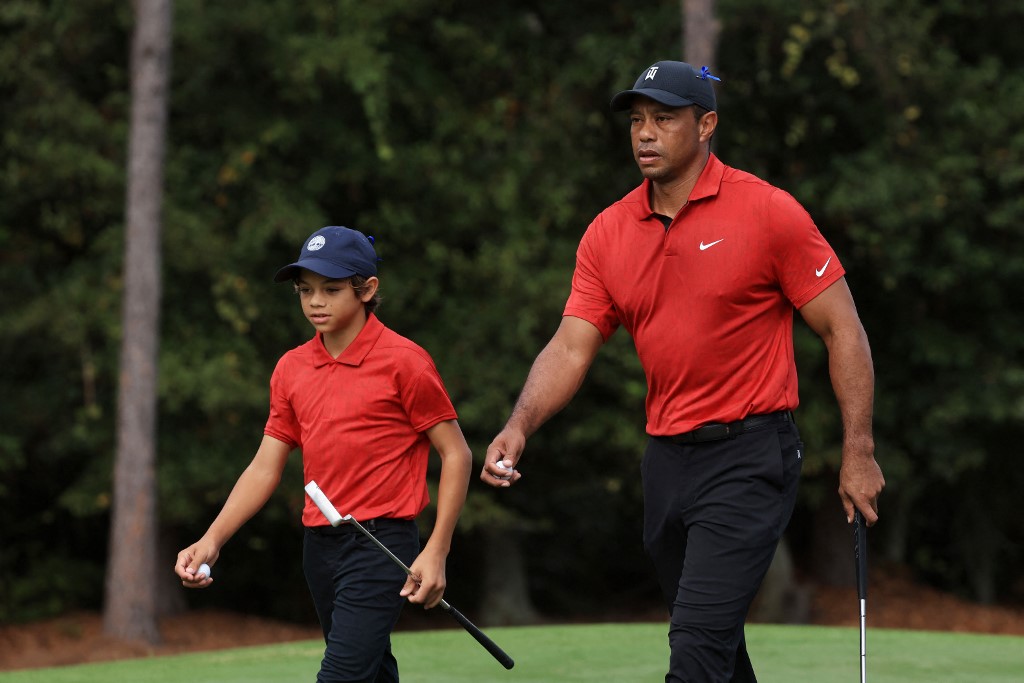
[480,429,526,488]
[479,317,604,489]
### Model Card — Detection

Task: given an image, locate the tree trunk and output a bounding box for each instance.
[103,0,172,645]
[750,536,811,624]
[478,528,542,626]
[681,0,720,69]
[883,483,917,565]
[957,494,999,605]
[810,502,857,588]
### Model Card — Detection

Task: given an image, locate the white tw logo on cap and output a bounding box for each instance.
[307,236,326,251]
[645,66,659,80]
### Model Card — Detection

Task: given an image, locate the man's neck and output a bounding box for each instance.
[648,153,710,218]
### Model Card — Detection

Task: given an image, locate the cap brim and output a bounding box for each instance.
[273,258,361,283]
[610,88,696,111]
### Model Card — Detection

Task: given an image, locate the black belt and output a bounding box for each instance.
[667,410,793,444]
[306,518,410,535]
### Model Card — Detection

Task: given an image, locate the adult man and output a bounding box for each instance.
[481,61,885,682]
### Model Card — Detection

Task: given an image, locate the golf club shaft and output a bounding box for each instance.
[854,511,867,683]
[305,481,515,670]
[343,515,515,670]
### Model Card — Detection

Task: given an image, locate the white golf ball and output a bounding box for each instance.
[198,563,212,579]
[495,461,512,479]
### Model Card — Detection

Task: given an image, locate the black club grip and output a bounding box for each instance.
[442,601,515,670]
[854,511,868,601]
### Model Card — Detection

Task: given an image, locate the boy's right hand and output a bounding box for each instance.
[175,542,218,588]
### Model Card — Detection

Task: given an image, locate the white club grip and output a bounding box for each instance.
[304,480,344,526]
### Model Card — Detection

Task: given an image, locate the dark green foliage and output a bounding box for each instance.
[720,0,1024,600]
[2,0,1022,621]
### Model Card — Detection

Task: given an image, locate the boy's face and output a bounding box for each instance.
[294,269,378,338]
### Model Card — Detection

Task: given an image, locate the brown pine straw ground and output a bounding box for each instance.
[2,568,1023,672]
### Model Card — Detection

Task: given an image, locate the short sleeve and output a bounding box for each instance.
[562,220,621,340]
[400,363,458,433]
[769,189,845,308]
[263,359,301,447]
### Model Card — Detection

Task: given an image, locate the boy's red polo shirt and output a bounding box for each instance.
[264,314,457,525]
[563,154,844,436]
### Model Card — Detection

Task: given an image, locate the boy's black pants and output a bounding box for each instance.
[304,519,419,683]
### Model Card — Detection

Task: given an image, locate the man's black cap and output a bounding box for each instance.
[610,61,718,112]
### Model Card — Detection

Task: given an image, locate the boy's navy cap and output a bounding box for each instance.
[610,61,718,112]
[273,226,378,282]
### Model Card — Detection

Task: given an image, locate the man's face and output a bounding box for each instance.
[629,98,715,183]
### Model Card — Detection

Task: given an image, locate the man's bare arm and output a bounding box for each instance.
[480,316,604,487]
[800,277,885,525]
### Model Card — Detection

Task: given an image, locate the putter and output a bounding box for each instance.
[854,510,868,683]
[305,481,515,670]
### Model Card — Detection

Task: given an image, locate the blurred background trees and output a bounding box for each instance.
[1,0,1022,632]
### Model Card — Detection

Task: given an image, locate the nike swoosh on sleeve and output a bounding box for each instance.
[815,256,832,277]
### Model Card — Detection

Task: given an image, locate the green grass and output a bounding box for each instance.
[2,623,1022,682]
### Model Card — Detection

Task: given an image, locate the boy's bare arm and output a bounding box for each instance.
[403,419,472,608]
[175,435,293,586]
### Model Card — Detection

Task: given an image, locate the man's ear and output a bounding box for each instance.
[699,111,718,142]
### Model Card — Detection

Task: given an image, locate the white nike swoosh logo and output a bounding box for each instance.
[815,256,832,277]
[699,239,724,251]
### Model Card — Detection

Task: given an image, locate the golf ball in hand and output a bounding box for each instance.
[495,461,512,479]
[198,563,212,579]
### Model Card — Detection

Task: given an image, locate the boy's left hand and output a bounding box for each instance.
[401,546,447,609]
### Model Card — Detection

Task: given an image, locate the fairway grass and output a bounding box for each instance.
[2,623,1022,682]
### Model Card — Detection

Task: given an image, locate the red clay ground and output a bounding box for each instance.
[2,570,1023,671]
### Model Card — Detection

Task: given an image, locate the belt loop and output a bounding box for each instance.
[364,519,376,533]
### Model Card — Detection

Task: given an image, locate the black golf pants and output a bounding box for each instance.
[304,519,419,683]
[642,420,803,683]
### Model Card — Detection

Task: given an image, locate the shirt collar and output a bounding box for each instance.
[310,313,386,368]
[689,152,725,202]
[634,152,725,220]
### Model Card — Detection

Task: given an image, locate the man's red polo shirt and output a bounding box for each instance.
[563,154,844,436]
[264,314,457,525]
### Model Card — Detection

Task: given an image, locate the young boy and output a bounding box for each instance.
[175,225,473,683]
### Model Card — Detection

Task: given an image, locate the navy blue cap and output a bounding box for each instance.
[610,61,718,112]
[273,226,378,282]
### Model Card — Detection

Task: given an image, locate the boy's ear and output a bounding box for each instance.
[359,276,380,302]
